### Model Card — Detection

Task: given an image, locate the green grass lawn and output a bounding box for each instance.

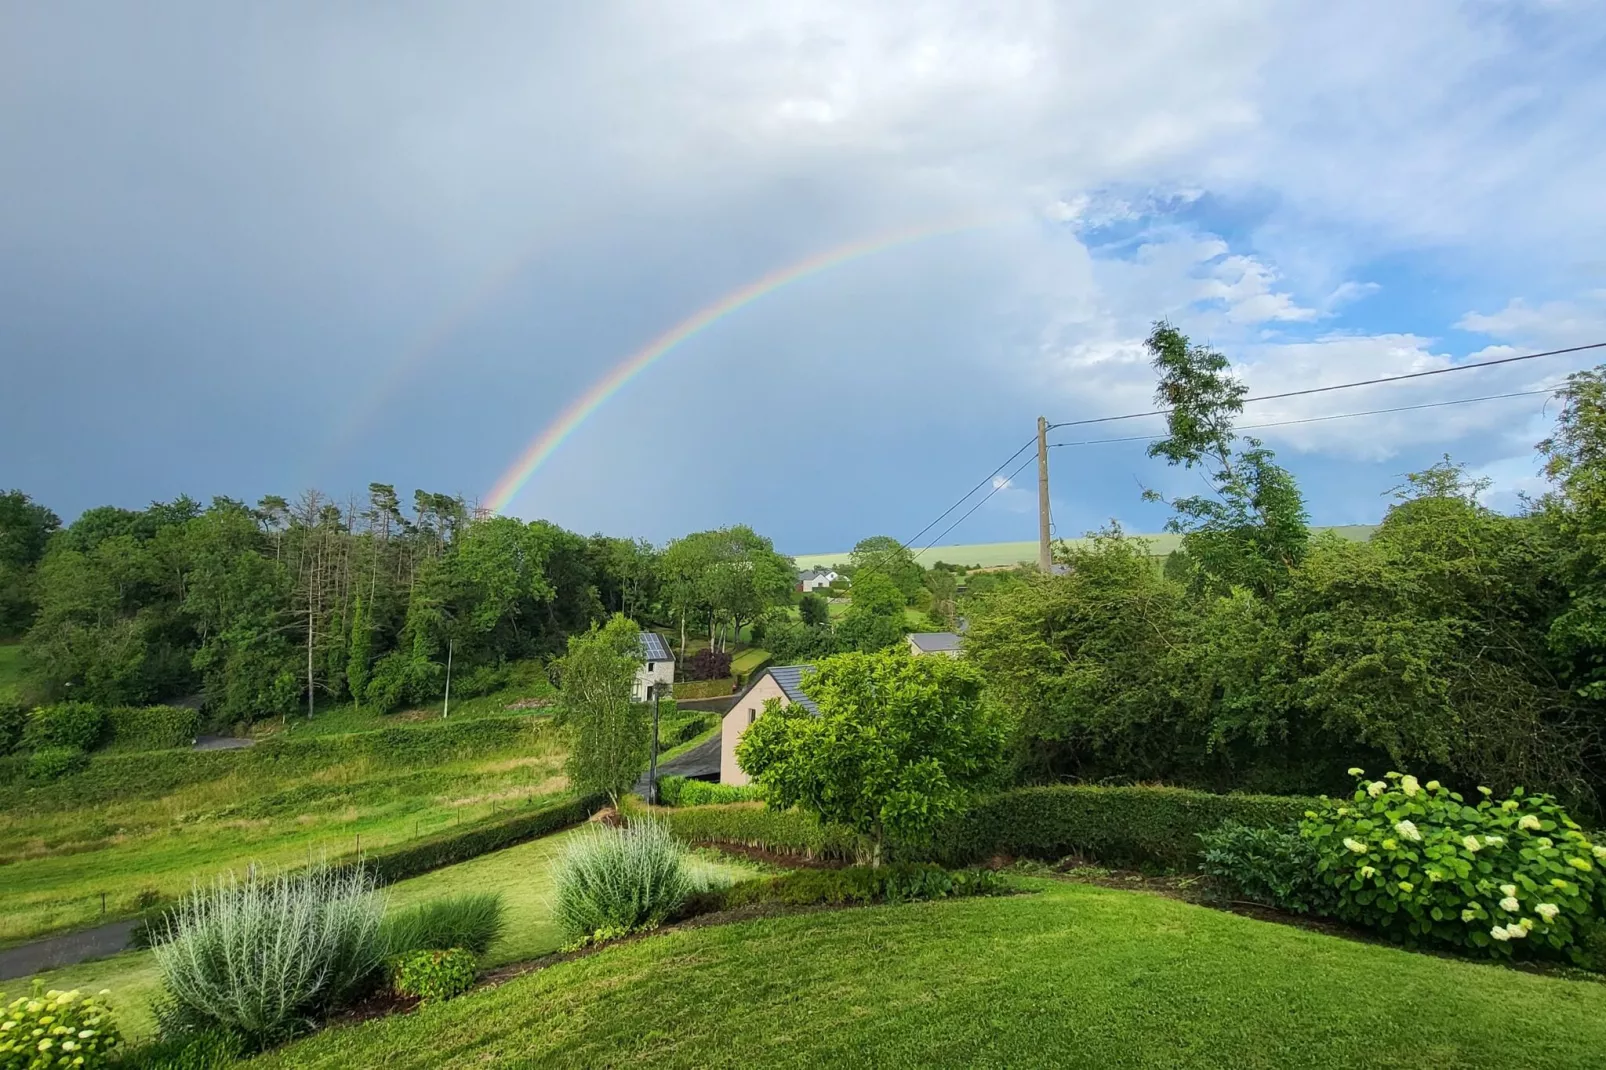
[18,830,753,1041]
[254,879,1606,1069]
[0,641,22,701]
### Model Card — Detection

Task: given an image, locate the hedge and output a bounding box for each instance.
[657,775,762,807]
[0,715,546,812]
[649,801,868,862]
[104,705,200,752]
[930,784,1322,871]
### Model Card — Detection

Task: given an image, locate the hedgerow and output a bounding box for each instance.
[356,793,605,885]
[656,775,762,807]
[103,705,199,752]
[931,785,1320,871]
[716,864,1008,910]
[651,801,868,862]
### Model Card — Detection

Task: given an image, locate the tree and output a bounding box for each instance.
[554,614,649,804]
[736,649,1005,864]
[850,536,923,602]
[346,593,372,709]
[0,490,60,637]
[798,593,829,626]
[837,569,907,652]
[1141,322,1309,596]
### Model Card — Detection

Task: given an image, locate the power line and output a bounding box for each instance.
[1046,341,1604,432]
[914,452,1038,560]
[1048,386,1559,449]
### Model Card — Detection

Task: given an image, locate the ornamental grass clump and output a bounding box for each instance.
[550,820,699,947]
[1302,770,1606,963]
[382,892,506,957]
[151,864,387,1047]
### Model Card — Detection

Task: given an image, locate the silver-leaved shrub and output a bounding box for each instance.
[1302,771,1605,962]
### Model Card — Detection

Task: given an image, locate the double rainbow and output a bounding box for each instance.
[482,218,989,515]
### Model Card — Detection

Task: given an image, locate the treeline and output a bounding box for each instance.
[964,324,1606,815]
[0,483,805,726]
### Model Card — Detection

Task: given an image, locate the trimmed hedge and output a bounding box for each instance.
[0,715,543,812]
[354,792,606,885]
[657,775,762,807]
[652,801,867,862]
[931,785,1322,871]
[104,704,200,751]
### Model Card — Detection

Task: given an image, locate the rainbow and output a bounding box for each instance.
[482,218,991,515]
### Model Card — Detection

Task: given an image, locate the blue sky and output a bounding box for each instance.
[4,1,1605,554]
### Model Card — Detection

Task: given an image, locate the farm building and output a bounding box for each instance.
[634,631,675,702]
[720,665,818,785]
[907,631,962,657]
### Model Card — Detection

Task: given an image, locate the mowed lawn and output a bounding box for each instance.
[255,879,1606,1070]
[17,829,754,1040]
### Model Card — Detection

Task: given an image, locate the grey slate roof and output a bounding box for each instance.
[765,665,820,714]
[909,631,962,653]
[639,632,673,662]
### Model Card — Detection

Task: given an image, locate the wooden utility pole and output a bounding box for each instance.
[1037,416,1053,573]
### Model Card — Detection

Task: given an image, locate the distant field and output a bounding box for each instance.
[794,525,1378,571]
[0,642,22,701]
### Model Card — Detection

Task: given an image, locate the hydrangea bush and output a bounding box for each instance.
[1302,770,1606,962]
[0,985,122,1069]
[387,948,477,1004]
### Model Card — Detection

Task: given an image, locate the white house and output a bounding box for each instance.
[796,568,840,593]
[634,632,675,702]
[720,665,819,785]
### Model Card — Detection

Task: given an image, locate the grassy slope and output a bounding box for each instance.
[794,525,1378,571]
[257,879,1606,1070]
[0,641,22,701]
[1,718,568,945]
[20,831,753,1040]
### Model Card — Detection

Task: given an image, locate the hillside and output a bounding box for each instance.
[793,525,1378,570]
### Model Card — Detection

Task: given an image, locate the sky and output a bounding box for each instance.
[4,1,1606,554]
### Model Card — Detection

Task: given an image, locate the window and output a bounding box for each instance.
[748,709,756,725]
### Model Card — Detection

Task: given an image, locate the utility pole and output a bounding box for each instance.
[1037,415,1053,573]
[647,682,664,806]
[442,639,453,719]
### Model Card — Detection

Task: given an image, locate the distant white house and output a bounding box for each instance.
[797,568,840,593]
[907,632,962,657]
[634,632,675,702]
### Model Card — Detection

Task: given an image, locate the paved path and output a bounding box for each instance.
[0,921,137,981]
[193,734,254,751]
[633,734,722,797]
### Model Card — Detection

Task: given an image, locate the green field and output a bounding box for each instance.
[19,829,754,1039]
[793,525,1378,571]
[0,714,569,945]
[252,877,1606,1069]
[0,641,22,701]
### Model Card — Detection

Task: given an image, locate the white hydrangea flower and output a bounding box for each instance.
[1427,869,1443,882]
[1368,781,1387,798]
[1394,820,1422,842]
[1500,896,1520,912]
[1463,836,1482,852]
[1509,922,1529,938]
[1401,775,1421,797]
[1484,835,1505,847]
[1427,780,1441,791]
[1461,908,1478,922]
[1343,838,1367,854]
[1593,845,1606,860]
[1502,800,1518,812]
[1536,903,1560,922]
[1539,837,1554,849]
[1518,815,1542,831]
[1347,767,1364,776]
[1491,926,1511,941]
[1500,884,1517,897]
[1359,865,1378,879]
[1383,838,1398,851]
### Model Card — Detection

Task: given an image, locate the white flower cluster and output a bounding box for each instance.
[1394,820,1422,842]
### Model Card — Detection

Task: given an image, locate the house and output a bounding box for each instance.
[907,632,962,657]
[796,568,840,593]
[720,665,819,785]
[634,631,675,702]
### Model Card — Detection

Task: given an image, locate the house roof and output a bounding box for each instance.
[797,568,837,582]
[735,664,820,715]
[908,631,963,653]
[639,632,673,662]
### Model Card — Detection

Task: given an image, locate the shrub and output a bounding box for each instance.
[652,801,867,862]
[657,776,763,807]
[26,745,88,782]
[550,821,700,946]
[1302,770,1606,963]
[720,864,1008,910]
[933,785,1320,871]
[387,948,477,1004]
[22,702,107,752]
[0,984,123,1068]
[152,865,387,1046]
[0,699,25,756]
[383,893,506,956]
[104,706,199,752]
[684,648,732,682]
[1198,820,1332,914]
